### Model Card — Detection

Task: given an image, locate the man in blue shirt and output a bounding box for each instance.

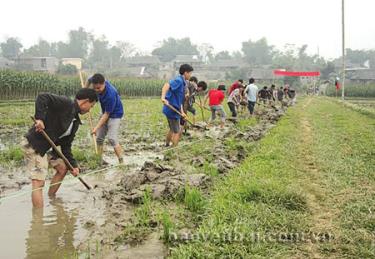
[87,73,124,164]
[161,64,194,147]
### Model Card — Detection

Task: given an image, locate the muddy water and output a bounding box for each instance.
[0,151,161,259]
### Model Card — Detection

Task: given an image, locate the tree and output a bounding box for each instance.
[198,43,214,63]
[320,61,336,80]
[109,46,122,69]
[214,51,231,61]
[65,27,92,58]
[88,36,110,69]
[345,48,375,68]
[0,37,23,59]
[151,37,198,62]
[57,63,78,75]
[116,41,137,60]
[242,37,274,66]
[24,39,52,57]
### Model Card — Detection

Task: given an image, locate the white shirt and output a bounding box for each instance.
[227,88,241,105]
[245,84,258,102]
[59,119,76,139]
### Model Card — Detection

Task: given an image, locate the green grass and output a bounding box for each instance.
[160,210,175,243]
[72,149,101,170]
[183,185,206,213]
[0,146,24,165]
[170,97,375,258]
[330,97,375,118]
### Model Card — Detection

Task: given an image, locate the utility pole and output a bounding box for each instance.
[341,0,346,101]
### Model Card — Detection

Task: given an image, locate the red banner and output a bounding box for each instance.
[273,70,320,77]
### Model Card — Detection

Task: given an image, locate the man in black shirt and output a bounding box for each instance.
[258,86,269,104]
[24,88,97,207]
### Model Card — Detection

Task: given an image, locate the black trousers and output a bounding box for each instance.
[228,102,237,117]
[247,101,256,114]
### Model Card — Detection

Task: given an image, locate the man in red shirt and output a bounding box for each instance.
[205,84,226,128]
[228,79,244,95]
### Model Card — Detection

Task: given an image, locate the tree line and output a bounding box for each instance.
[1,27,375,80]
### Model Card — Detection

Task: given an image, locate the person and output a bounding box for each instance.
[183,77,207,125]
[205,84,226,128]
[227,85,244,118]
[228,79,244,95]
[86,73,124,164]
[244,78,258,115]
[161,64,193,147]
[270,84,277,104]
[288,87,297,105]
[284,84,290,99]
[277,86,284,102]
[23,89,98,207]
[258,86,269,104]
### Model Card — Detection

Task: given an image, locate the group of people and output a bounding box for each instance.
[161,65,298,147]
[24,73,124,207]
[24,63,297,207]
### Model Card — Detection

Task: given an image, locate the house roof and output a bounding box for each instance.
[0,57,13,67]
[348,69,375,80]
[173,55,201,63]
[248,69,276,80]
[126,56,160,65]
[17,56,58,60]
[210,59,246,68]
[123,66,157,77]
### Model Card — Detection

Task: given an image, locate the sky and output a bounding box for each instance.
[1,0,374,59]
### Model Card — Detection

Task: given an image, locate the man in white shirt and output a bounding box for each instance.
[244,78,259,115]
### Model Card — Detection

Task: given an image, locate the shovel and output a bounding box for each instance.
[31,117,92,190]
[79,70,98,154]
[164,102,207,130]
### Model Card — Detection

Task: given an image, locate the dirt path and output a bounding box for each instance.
[296,98,338,258]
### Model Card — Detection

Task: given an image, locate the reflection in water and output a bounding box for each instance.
[25,197,78,259]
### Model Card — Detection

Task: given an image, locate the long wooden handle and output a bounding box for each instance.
[79,70,98,154]
[31,117,92,190]
[197,95,206,122]
[164,102,194,126]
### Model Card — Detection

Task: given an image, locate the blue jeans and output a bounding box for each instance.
[247,101,256,115]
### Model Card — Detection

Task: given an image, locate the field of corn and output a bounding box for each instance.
[326,83,375,97]
[0,69,165,100]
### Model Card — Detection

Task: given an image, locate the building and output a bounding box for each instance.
[209,59,247,70]
[15,57,59,73]
[0,57,14,69]
[347,69,375,84]
[125,56,161,67]
[248,68,277,83]
[172,55,203,71]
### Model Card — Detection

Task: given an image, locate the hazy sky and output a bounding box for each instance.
[1,0,374,59]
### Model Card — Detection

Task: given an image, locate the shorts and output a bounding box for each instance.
[210,105,226,123]
[96,117,121,147]
[22,141,65,181]
[167,117,180,134]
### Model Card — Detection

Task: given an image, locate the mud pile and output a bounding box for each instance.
[102,161,210,204]
[106,106,287,205]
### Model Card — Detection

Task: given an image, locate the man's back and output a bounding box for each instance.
[208,89,225,106]
[246,84,258,102]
